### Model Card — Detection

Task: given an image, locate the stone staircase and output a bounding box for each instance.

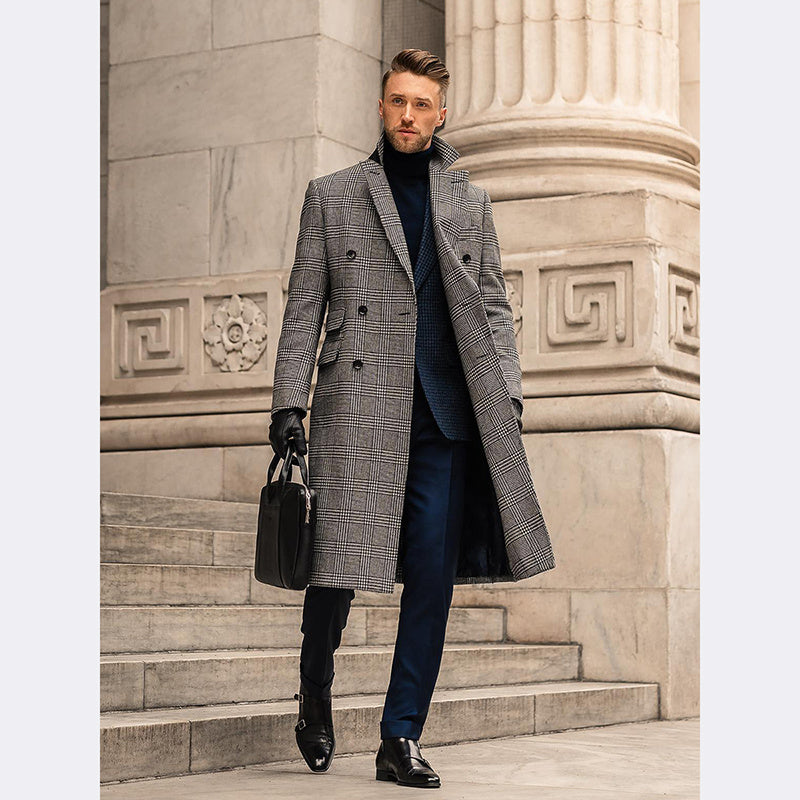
[99,491,660,784]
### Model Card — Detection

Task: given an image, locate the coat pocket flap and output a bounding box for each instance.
[325,306,345,332]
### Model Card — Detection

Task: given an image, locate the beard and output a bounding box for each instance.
[386,126,430,153]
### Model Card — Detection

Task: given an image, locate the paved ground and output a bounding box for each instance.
[101,718,699,799]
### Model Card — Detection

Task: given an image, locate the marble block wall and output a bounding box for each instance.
[102,0,383,422]
[101,0,700,721]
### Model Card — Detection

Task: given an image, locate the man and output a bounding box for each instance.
[269,49,555,789]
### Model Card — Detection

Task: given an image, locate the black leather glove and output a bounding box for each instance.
[268,408,307,459]
[511,398,524,433]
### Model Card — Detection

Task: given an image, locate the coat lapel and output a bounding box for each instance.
[361,131,469,291]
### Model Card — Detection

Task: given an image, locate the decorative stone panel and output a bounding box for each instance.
[116,301,189,378]
[503,241,699,401]
[102,274,285,417]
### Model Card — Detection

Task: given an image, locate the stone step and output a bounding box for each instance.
[100,524,255,567]
[101,605,506,654]
[100,642,579,711]
[100,563,408,606]
[100,680,659,783]
[100,492,259,533]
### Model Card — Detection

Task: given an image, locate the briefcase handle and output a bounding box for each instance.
[266,439,310,501]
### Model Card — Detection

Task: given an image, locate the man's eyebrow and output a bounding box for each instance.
[389,93,433,102]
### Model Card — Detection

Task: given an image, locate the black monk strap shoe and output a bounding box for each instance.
[375,736,441,788]
[293,690,335,772]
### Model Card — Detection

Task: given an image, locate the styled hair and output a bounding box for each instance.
[381,49,450,109]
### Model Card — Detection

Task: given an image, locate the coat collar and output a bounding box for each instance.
[367,129,461,172]
[361,130,469,288]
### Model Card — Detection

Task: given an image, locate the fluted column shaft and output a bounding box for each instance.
[444,0,698,204]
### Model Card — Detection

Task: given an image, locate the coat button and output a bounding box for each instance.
[346,249,356,259]
[358,304,368,315]
[352,359,363,370]
[462,253,471,263]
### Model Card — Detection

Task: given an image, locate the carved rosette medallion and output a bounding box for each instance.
[202,293,267,372]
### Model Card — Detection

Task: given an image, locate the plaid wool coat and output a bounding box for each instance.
[271,131,555,593]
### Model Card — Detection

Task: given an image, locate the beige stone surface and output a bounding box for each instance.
[109,0,211,64]
[668,433,700,588]
[101,524,215,565]
[101,721,190,783]
[214,530,256,566]
[493,191,699,257]
[100,564,252,606]
[666,589,700,718]
[212,0,320,48]
[520,431,670,590]
[316,134,374,177]
[109,40,317,160]
[453,586,571,643]
[210,138,316,275]
[100,491,259,531]
[101,449,225,500]
[101,661,143,712]
[101,682,659,782]
[100,605,500,655]
[222,445,271,503]
[679,0,700,142]
[101,718,698,798]
[534,683,658,734]
[364,606,504,646]
[319,0,382,59]
[212,0,381,57]
[570,590,669,690]
[317,36,383,152]
[100,274,284,403]
[100,0,109,82]
[107,151,209,283]
[521,392,699,433]
[100,644,578,711]
[443,0,697,204]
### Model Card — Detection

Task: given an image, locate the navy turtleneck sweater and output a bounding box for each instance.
[381,132,435,267]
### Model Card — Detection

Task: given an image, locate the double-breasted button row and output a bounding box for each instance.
[347,249,356,259]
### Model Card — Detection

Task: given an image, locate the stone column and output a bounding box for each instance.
[444,0,699,720]
[444,0,698,205]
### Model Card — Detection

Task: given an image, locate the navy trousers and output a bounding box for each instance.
[299,366,468,740]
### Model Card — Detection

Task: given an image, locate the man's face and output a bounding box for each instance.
[378,71,447,154]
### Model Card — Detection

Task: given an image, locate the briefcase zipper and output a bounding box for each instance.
[304,486,311,524]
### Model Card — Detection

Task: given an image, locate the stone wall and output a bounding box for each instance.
[101,0,700,721]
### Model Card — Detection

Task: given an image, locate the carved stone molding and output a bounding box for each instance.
[668,267,699,354]
[541,264,633,352]
[505,270,523,350]
[116,303,188,378]
[101,274,285,416]
[443,0,699,206]
[202,293,268,373]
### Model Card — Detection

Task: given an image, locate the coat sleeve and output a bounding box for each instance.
[478,188,523,407]
[271,178,329,418]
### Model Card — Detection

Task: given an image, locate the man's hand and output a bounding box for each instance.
[511,397,524,433]
[269,408,308,459]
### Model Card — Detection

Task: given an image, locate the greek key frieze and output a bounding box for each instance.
[669,268,700,354]
[117,304,187,377]
[542,265,632,351]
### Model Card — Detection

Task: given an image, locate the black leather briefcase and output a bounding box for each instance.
[254,440,316,590]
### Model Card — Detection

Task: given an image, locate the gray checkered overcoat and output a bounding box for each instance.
[271,131,555,593]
